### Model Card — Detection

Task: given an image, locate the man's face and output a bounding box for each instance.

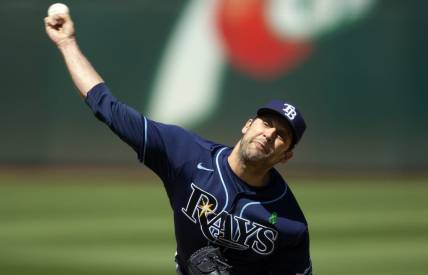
[239,113,294,166]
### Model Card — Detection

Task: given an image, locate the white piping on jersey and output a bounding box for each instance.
[214,146,288,217]
[215,147,229,213]
[143,117,148,164]
[239,180,288,218]
[297,260,312,275]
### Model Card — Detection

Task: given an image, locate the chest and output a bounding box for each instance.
[177,167,281,256]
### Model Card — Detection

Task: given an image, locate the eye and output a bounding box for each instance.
[277,131,287,141]
[263,119,273,127]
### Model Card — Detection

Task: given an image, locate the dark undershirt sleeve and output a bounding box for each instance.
[269,229,312,275]
[85,83,146,156]
[84,83,208,186]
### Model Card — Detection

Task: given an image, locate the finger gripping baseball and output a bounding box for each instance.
[187,246,233,275]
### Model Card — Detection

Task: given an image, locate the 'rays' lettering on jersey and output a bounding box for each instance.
[181,183,278,255]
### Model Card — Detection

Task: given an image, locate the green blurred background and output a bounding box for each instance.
[1,0,427,274]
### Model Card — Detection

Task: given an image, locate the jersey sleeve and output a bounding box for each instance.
[85,83,209,185]
[268,229,313,275]
[85,83,145,154]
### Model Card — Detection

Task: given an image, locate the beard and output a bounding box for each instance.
[238,136,273,163]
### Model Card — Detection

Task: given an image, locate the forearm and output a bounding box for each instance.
[57,38,103,98]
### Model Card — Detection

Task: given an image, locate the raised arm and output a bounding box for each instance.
[44,13,103,97]
[44,10,146,156]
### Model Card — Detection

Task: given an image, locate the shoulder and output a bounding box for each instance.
[270,170,309,230]
[145,118,224,151]
[144,118,228,168]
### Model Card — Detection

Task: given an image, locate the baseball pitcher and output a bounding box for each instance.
[45,10,312,275]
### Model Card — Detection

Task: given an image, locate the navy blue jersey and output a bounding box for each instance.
[85,83,312,275]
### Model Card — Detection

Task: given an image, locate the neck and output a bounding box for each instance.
[227,143,271,188]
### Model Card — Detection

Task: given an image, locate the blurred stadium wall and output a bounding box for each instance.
[0,0,426,173]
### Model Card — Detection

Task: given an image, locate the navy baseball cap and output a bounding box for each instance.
[257,100,307,148]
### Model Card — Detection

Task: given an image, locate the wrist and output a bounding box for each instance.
[57,36,77,50]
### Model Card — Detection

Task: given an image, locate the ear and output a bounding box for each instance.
[280,150,294,163]
[241,119,253,134]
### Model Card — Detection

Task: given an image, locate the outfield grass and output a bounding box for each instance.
[0,172,427,275]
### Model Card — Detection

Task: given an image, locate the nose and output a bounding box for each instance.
[263,127,277,142]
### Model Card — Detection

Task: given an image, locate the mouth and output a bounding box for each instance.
[254,140,270,154]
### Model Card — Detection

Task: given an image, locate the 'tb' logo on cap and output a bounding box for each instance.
[283,104,297,120]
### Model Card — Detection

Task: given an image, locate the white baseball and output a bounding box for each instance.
[47,3,69,16]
